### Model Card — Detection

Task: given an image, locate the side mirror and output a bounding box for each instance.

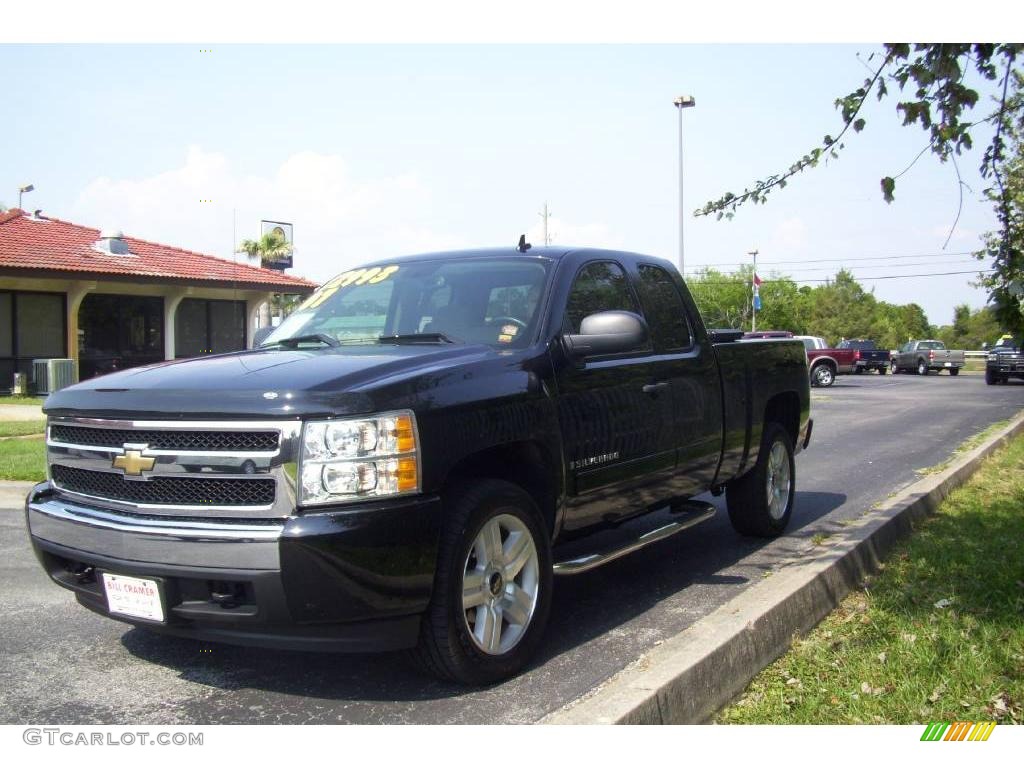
[564,310,647,358]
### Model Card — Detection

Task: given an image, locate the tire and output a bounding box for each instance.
[854,367,863,375]
[726,422,796,538]
[891,358,899,374]
[985,367,997,385]
[878,366,888,375]
[413,479,552,685]
[949,367,960,376]
[811,363,834,388]
[917,359,928,376]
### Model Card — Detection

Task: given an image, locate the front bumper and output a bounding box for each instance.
[25,482,442,652]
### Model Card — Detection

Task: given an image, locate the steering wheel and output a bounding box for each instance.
[487,316,527,342]
[488,316,527,331]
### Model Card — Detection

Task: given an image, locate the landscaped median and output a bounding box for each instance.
[0,397,46,482]
[717,434,1024,724]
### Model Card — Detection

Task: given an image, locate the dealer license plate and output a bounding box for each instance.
[102,573,164,622]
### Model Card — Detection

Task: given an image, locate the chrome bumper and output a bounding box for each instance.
[27,494,284,570]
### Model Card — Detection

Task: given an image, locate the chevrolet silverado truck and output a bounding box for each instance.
[891,340,965,375]
[986,335,1024,384]
[838,339,889,374]
[25,246,811,684]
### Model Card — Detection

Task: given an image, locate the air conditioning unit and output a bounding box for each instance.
[32,358,77,394]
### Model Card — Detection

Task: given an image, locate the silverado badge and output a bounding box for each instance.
[112,448,156,476]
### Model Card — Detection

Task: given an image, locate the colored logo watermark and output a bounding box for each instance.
[920,721,996,741]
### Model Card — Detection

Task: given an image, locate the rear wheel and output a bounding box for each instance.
[727,422,795,538]
[949,367,960,376]
[917,359,928,376]
[878,366,888,375]
[413,479,552,685]
[811,363,834,388]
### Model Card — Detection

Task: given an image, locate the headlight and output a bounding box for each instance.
[299,411,419,506]
[988,353,997,361]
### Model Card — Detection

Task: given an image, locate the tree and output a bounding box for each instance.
[237,231,293,268]
[699,45,1023,218]
[976,70,1024,337]
[696,45,1023,336]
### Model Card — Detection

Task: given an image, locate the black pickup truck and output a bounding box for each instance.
[986,335,1024,384]
[838,339,890,374]
[26,246,811,684]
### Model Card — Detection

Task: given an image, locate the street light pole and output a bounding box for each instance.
[673,95,695,275]
[18,183,34,209]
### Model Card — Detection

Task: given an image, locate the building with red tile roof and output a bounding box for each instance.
[0,208,317,389]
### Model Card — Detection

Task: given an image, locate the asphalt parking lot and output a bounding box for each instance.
[2,373,1022,724]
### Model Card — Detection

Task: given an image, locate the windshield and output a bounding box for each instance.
[264,257,551,350]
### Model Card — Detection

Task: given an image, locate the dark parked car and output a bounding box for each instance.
[26,246,811,684]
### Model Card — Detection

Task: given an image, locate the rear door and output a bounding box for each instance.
[554,260,672,530]
[632,262,723,496]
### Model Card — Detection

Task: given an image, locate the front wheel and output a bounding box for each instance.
[726,422,795,538]
[413,479,552,685]
[891,358,900,374]
[986,367,997,385]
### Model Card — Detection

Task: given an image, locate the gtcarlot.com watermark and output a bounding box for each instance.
[23,728,203,747]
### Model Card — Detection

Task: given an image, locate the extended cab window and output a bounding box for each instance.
[635,264,692,351]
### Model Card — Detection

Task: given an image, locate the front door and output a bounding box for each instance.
[555,260,674,531]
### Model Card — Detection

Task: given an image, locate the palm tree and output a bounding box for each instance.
[237,231,297,327]
[237,230,293,269]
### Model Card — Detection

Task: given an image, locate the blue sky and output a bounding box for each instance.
[0,43,1006,326]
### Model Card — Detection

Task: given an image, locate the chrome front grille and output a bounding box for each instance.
[49,424,280,452]
[46,418,301,519]
[51,465,277,507]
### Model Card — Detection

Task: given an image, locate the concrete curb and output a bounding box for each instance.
[541,411,1024,725]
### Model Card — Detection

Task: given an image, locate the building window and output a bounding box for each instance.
[175,299,246,358]
[78,294,164,380]
[0,290,68,389]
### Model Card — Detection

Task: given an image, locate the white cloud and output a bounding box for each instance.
[72,146,469,282]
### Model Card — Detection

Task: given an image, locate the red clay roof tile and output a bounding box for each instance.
[0,209,317,292]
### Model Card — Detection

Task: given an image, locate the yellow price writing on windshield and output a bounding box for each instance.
[300,265,400,310]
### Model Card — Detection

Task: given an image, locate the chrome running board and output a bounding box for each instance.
[552,501,716,576]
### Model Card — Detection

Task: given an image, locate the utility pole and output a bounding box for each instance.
[749,249,759,333]
[539,202,552,246]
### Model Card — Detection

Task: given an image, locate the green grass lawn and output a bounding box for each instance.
[0,395,45,406]
[0,436,46,481]
[717,434,1024,725]
[0,420,46,437]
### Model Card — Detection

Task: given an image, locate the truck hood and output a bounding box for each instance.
[44,343,504,420]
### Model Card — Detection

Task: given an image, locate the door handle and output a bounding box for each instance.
[642,382,670,395]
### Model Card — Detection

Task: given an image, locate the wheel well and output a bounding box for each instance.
[442,442,559,534]
[764,391,800,447]
[811,358,836,372]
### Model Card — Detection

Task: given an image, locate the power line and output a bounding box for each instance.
[687,268,995,286]
[686,250,978,269]
[692,259,983,277]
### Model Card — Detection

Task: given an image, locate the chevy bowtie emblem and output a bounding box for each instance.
[112,448,156,476]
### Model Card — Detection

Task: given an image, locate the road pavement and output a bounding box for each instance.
[1,373,1021,724]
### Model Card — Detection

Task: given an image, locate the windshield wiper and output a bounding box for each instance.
[266,333,341,349]
[378,333,458,345]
